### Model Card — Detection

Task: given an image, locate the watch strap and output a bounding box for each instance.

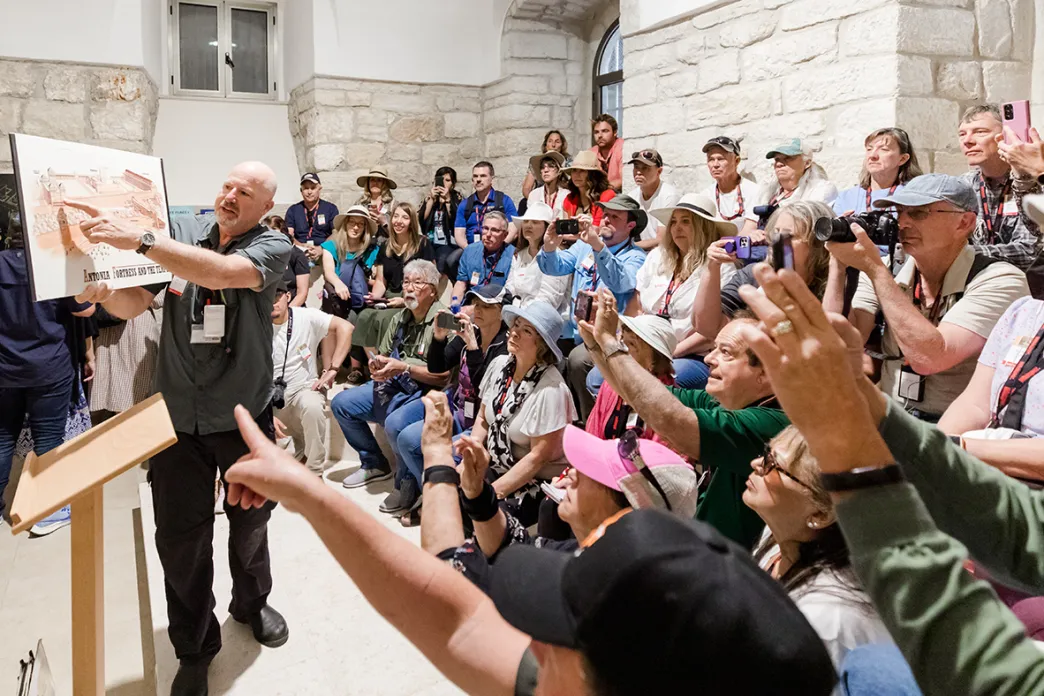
[136,232,155,255]
[422,465,460,486]
[820,464,905,493]
[602,339,629,359]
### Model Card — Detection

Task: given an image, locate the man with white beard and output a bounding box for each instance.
[330,260,451,488]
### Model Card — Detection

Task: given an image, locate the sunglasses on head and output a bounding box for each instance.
[631,150,661,164]
[617,429,672,511]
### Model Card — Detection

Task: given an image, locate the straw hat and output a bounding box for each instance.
[529,151,566,178]
[562,150,604,174]
[332,205,378,236]
[357,167,398,190]
[650,193,737,238]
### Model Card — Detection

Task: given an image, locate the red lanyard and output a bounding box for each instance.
[658,274,681,317]
[590,240,632,289]
[716,184,744,221]
[544,188,560,209]
[911,269,944,324]
[866,184,898,210]
[768,188,794,207]
[496,376,513,411]
[482,248,505,285]
[980,178,1012,242]
[993,324,1044,425]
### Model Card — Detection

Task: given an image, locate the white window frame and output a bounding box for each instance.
[169,0,278,101]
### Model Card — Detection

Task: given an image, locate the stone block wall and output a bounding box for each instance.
[288,77,484,210]
[0,59,159,173]
[619,0,1033,195]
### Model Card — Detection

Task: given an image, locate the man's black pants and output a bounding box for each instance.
[151,410,275,664]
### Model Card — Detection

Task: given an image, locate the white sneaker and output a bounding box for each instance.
[30,506,71,537]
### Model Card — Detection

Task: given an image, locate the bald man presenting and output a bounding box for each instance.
[75,162,292,696]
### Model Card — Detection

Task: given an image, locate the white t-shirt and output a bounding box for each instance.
[271,307,332,397]
[505,248,573,322]
[627,180,681,241]
[761,178,839,208]
[527,186,567,215]
[635,247,736,341]
[700,179,762,231]
[479,354,577,472]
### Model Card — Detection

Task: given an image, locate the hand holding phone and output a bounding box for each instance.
[770,233,794,272]
[573,290,597,323]
[1003,100,1032,145]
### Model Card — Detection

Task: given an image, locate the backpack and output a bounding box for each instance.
[322,247,372,317]
[462,191,506,229]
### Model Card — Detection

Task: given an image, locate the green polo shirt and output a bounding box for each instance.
[670,388,789,549]
[154,215,291,434]
[377,301,444,367]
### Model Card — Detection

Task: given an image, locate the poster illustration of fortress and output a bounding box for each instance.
[10,133,173,301]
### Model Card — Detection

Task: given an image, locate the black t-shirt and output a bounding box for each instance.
[375,238,436,293]
[282,246,310,296]
[720,265,759,318]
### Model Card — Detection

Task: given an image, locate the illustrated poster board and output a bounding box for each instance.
[10,133,173,301]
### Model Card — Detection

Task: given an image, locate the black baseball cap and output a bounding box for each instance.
[702,136,742,156]
[490,510,837,694]
[464,283,511,306]
[274,280,289,295]
[300,172,321,185]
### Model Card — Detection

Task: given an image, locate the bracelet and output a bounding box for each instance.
[422,465,460,486]
[820,464,905,493]
[460,481,499,522]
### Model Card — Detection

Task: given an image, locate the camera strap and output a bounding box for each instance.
[280,309,294,381]
[991,323,1044,431]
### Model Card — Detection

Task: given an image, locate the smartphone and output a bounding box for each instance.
[722,236,752,260]
[1003,100,1032,143]
[436,311,462,331]
[771,233,794,272]
[573,291,595,323]
[558,218,580,237]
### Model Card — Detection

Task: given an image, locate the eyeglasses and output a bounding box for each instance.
[402,278,433,289]
[481,225,506,233]
[617,429,672,511]
[752,445,815,493]
[896,206,968,222]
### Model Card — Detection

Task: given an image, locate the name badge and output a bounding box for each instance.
[297,343,312,361]
[581,254,595,271]
[168,276,188,297]
[626,411,639,428]
[1002,198,1020,216]
[317,214,327,226]
[1003,335,1031,367]
[895,364,925,403]
[203,304,225,339]
[464,400,477,419]
[191,324,221,344]
[470,271,480,286]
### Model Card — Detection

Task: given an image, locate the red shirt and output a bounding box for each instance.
[563,189,616,226]
[591,138,624,190]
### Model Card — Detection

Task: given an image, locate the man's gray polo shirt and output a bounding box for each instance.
[152,215,291,435]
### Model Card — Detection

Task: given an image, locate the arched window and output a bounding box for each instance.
[593,21,624,137]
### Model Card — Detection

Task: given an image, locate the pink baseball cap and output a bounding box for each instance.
[563,425,700,519]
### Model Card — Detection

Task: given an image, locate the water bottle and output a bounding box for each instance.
[450,295,461,314]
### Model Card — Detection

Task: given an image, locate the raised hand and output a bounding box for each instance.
[543,220,562,253]
[454,434,491,499]
[421,391,455,462]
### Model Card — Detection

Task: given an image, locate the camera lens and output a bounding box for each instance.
[1005,105,1014,118]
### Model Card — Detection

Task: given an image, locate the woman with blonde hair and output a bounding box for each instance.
[349,202,436,382]
[692,200,836,340]
[357,167,397,236]
[745,426,892,668]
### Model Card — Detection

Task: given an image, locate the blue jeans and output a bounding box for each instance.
[330,382,425,480]
[585,356,709,397]
[840,644,921,696]
[397,410,466,486]
[0,373,74,515]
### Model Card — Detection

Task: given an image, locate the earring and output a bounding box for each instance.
[807,520,819,529]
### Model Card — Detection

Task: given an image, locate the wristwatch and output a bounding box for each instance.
[136,231,156,255]
[820,464,905,493]
[601,338,629,359]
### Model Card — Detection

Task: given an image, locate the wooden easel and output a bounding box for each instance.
[9,394,177,696]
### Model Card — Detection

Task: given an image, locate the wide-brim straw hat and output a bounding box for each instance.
[503,302,565,362]
[650,193,737,238]
[529,151,566,178]
[562,150,605,175]
[514,202,555,224]
[332,205,378,236]
[357,167,398,190]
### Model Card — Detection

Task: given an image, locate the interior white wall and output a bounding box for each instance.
[0,0,146,64]
[311,0,505,85]
[152,99,301,206]
[634,0,730,32]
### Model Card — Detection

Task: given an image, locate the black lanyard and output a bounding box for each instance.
[716,184,744,221]
[980,178,1012,243]
[866,184,898,210]
[605,400,643,439]
[279,309,294,380]
[992,323,1044,430]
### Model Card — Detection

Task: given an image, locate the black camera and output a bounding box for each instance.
[271,377,287,410]
[752,203,778,231]
[557,218,579,237]
[813,211,899,246]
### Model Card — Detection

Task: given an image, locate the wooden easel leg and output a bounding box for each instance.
[71,487,104,696]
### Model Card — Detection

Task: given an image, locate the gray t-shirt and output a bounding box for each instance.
[154,215,291,434]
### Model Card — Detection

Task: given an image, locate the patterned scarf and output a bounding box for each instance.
[487,355,550,499]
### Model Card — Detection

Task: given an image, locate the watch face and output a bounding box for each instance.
[142,232,156,244]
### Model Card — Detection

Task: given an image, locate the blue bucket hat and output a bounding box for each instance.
[503,302,564,362]
[872,173,977,212]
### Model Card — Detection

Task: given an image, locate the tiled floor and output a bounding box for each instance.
[2,430,463,696]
